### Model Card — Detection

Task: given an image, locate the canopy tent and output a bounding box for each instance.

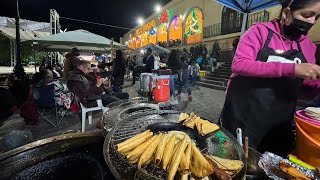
[133,43,171,55]
[0,27,49,41]
[214,0,280,34]
[27,30,128,52]
[0,16,50,32]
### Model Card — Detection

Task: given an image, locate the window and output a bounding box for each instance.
[221,6,243,35]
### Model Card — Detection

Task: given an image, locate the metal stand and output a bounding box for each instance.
[10,40,16,67]
[13,0,25,78]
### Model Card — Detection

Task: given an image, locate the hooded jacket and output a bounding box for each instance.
[228,19,320,91]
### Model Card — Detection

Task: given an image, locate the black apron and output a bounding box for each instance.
[221,29,307,157]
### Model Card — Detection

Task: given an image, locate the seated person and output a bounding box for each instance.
[0,87,17,121]
[67,60,129,108]
[33,69,73,109]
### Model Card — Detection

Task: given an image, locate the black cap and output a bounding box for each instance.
[71,47,80,56]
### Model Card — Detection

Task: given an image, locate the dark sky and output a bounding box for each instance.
[0,0,171,41]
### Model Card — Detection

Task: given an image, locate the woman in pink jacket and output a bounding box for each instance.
[221,0,320,157]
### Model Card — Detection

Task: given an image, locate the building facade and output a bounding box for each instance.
[122,0,320,61]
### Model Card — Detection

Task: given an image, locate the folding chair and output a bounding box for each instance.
[32,84,66,127]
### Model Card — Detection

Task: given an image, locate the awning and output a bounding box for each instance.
[133,43,171,54]
[215,0,280,12]
[28,29,129,52]
[0,27,50,41]
[214,0,280,34]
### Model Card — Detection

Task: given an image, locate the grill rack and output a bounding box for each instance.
[104,110,246,180]
[104,110,180,180]
[102,98,160,129]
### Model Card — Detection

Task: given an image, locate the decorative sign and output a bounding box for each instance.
[184,8,203,45]
[159,8,172,23]
[185,9,201,36]
[135,20,156,36]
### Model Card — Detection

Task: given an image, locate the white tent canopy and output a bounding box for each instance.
[0,27,49,41]
[28,30,128,52]
[133,43,171,55]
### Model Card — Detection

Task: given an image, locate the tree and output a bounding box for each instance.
[0,34,45,66]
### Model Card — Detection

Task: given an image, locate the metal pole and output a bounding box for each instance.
[240,12,249,35]
[13,0,25,77]
[33,45,37,73]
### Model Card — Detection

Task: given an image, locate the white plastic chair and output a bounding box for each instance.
[80,99,108,132]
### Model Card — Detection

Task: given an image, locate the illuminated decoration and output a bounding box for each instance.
[135,37,141,48]
[149,28,156,35]
[168,16,182,41]
[159,8,172,23]
[157,23,167,42]
[129,33,133,39]
[135,20,156,36]
[184,8,203,44]
[149,27,156,44]
[141,32,149,46]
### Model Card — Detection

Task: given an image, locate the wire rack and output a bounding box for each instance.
[103,110,246,180]
[102,98,158,129]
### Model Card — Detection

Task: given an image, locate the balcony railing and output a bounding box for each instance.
[204,10,269,38]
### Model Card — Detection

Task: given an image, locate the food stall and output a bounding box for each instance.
[1,98,319,179]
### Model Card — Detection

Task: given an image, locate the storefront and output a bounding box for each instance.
[124,6,204,49]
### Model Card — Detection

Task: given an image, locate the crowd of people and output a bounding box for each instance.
[156,39,183,48]
[123,43,221,104]
[1,48,130,128]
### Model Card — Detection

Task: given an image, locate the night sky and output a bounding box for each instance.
[0,0,171,41]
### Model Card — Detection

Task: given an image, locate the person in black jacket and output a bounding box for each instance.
[112,50,126,92]
[144,48,155,73]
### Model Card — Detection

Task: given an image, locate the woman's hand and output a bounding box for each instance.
[96,78,104,87]
[295,63,320,80]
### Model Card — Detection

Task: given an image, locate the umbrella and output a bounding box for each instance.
[132,43,171,55]
[27,29,128,52]
[214,0,280,34]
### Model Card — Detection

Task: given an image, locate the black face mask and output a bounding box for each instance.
[283,18,314,39]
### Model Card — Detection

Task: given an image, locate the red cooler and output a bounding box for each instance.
[152,75,170,102]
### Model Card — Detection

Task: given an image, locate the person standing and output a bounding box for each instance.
[144,48,155,73]
[63,48,81,82]
[112,50,126,92]
[221,0,320,157]
[178,56,192,101]
[167,49,181,105]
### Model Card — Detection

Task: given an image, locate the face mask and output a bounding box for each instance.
[283,18,314,39]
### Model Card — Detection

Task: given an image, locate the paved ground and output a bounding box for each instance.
[0,78,225,152]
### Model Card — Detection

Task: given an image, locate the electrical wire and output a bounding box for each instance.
[59,16,132,30]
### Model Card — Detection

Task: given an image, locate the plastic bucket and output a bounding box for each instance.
[295,115,320,167]
[295,111,320,140]
[152,75,170,102]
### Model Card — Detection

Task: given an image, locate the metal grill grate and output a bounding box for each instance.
[104,110,246,180]
[102,98,160,129]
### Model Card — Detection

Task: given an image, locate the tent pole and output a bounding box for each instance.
[240,12,249,35]
[33,45,37,73]
[111,37,114,60]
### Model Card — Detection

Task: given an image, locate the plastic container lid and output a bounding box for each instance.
[295,110,320,126]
